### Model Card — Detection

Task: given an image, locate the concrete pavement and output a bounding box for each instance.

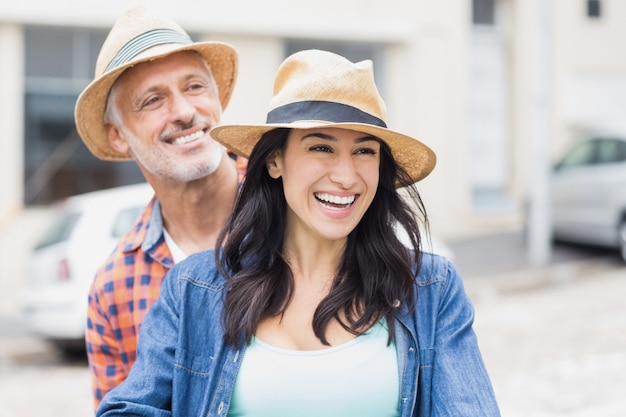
[472,267,626,417]
[448,232,626,417]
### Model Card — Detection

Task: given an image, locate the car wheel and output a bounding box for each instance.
[51,338,87,359]
[619,219,626,263]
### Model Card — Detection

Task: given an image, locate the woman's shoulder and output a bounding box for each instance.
[168,249,225,289]
[414,252,460,286]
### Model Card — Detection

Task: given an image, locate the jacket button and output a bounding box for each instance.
[217,402,224,414]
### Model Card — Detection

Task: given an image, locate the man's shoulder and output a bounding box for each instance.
[90,200,168,294]
[90,241,169,293]
[119,198,159,252]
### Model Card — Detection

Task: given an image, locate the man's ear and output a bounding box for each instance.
[107,124,130,155]
[266,150,283,179]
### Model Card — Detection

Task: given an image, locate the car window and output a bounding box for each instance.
[111,206,144,238]
[34,211,81,250]
[596,138,626,164]
[556,140,597,169]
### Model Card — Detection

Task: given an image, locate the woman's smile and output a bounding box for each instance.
[314,192,358,210]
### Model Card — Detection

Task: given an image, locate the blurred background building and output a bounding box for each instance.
[1,0,625,241]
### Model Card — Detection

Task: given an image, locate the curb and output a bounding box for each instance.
[464,257,624,301]
[0,336,56,367]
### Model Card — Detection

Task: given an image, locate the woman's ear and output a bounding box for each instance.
[266,150,283,179]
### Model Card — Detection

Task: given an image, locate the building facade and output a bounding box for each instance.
[1,0,624,240]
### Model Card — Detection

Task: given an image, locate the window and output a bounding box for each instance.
[557,140,596,169]
[596,138,626,164]
[24,26,144,205]
[472,0,496,25]
[111,206,145,238]
[34,211,81,250]
[557,137,626,170]
[587,0,602,18]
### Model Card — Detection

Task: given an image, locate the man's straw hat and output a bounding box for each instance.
[74,4,238,160]
[211,49,435,184]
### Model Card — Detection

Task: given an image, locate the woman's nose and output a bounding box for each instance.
[329,154,358,188]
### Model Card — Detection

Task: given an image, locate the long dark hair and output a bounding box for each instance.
[216,128,427,347]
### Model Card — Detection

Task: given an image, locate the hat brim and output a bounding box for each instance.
[211,121,436,184]
[75,41,238,161]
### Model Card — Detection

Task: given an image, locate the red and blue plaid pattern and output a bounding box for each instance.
[86,197,173,408]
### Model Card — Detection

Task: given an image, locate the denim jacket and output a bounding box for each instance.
[97,251,500,417]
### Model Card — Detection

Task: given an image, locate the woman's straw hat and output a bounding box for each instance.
[74,4,238,160]
[210,49,436,183]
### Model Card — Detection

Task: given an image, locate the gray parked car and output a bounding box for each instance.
[550,135,626,261]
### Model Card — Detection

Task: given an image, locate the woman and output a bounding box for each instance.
[97,49,500,417]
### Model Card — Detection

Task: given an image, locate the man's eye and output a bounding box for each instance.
[188,82,209,92]
[141,96,161,108]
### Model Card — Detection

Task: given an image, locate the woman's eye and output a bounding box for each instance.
[356,147,377,155]
[309,145,333,153]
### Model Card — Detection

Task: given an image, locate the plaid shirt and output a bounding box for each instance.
[86,197,174,408]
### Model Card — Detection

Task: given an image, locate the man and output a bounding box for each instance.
[74,4,242,408]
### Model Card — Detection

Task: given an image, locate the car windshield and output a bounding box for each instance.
[34,211,80,250]
[111,206,144,238]
[557,137,626,170]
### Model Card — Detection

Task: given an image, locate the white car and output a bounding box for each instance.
[550,135,626,261]
[20,183,155,354]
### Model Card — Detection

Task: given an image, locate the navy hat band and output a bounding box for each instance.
[266,100,387,128]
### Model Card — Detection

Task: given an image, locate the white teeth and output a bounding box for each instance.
[171,130,204,145]
[315,193,355,205]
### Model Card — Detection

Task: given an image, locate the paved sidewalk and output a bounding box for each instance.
[448,232,626,416]
[471,268,626,416]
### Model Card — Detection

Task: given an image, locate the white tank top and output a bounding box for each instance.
[162,228,187,264]
[227,319,399,417]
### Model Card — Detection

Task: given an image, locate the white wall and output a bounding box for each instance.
[553,0,626,154]
[0,24,24,226]
[202,35,282,127]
